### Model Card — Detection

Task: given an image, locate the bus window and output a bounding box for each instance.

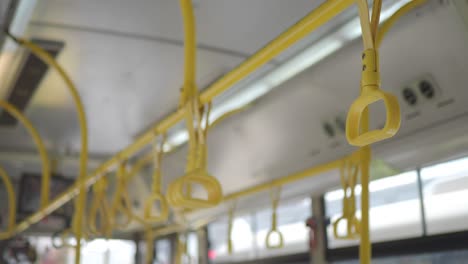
[208,214,255,263]
[254,198,311,258]
[325,171,423,248]
[421,157,468,235]
[155,239,172,264]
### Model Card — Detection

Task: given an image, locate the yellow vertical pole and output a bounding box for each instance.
[360,146,371,264]
[146,228,155,264]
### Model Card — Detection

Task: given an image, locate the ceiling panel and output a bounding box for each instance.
[0,22,244,155]
[30,0,325,57]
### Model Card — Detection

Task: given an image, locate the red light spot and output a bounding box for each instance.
[208,250,216,260]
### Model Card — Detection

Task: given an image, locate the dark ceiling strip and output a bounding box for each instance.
[29,20,279,63]
[0,39,64,126]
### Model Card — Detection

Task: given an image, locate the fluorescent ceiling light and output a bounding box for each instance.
[2,0,38,52]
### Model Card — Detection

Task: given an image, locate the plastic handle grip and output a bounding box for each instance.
[143,193,169,223]
[332,216,360,240]
[52,229,76,249]
[167,169,222,209]
[346,49,401,146]
[265,229,284,249]
[346,88,400,146]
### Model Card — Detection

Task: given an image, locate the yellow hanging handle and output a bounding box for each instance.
[167,103,222,208]
[111,162,148,229]
[265,187,284,250]
[166,0,222,209]
[88,177,112,236]
[110,162,135,230]
[143,134,170,223]
[333,156,361,240]
[346,0,401,147]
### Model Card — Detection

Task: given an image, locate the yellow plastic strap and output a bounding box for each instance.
[346,0,401,147]
[168,101,222,209]
[88,177,112,236]
[265,187,284,249]
[167,0,222,209]
[333,157,361,240]
[111,162,134,229]
[143,134,170,223]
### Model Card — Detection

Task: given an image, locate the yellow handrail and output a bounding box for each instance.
[376,0,427,48]
[7,33,89,263]
[0,166,16,240]
[0,100,50,240]
[143,134,169,223]
[0,100,50,211]
[265,187,284,249]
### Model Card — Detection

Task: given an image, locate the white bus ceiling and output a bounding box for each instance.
[0,0,468,238]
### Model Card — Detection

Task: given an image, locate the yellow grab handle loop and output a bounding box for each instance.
[52,228,76,249]
[265,187,284,249]
[88,177,112,236]
[143,134,170,223]
[167,169,222,209]
[167,101,222,209]
[168,0,222,209]
[143,193,169,223]
[332,158,361,240]
[0,167,16,239]
[346,50,401,146]
[346,0,401,147]
[111,162,134,229]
